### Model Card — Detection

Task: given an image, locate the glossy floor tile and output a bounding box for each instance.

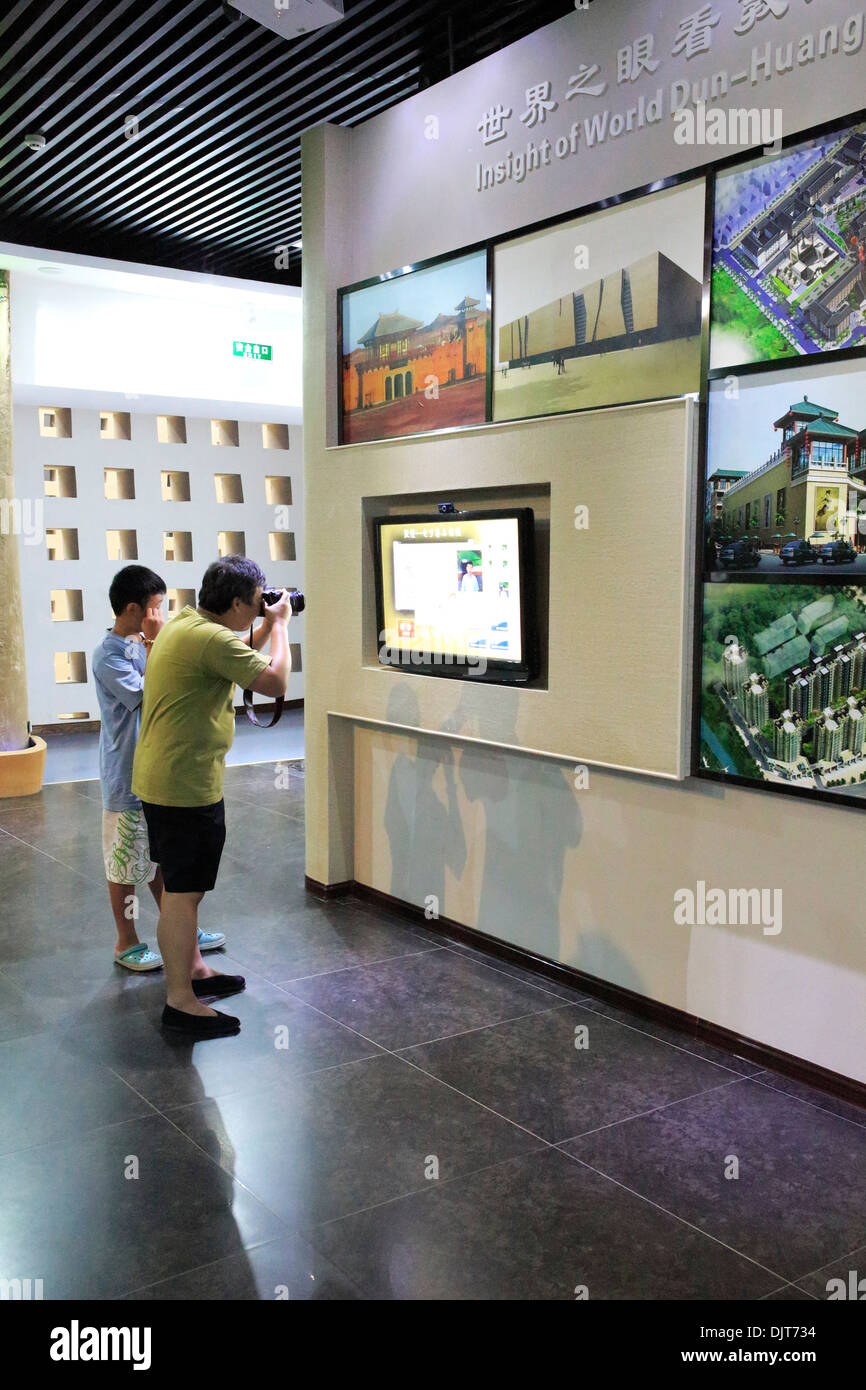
[0,760,863,1300]
[310,1148,781,1300]
[562,1080,866,1283]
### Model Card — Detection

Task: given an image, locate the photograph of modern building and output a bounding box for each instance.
[700,582,866,795]
[711,119,866,368]
[705,361,866,574]
[493,178,705,421]
[340,250,489,443]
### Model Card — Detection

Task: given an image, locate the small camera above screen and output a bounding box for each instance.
[373,508,538,684]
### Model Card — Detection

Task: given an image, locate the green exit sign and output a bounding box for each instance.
[233,340,272,360]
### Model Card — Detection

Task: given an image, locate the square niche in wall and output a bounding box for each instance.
[262,423,289,450]
[214,474,244,504]
[39,407,72,438]
[269,531,296,562]
[104,468,135,500]
[157,415,187,444]
[50,590,84,622]
[161,470,191,501]
[265,475,292,505]
[106,530,138,561]
[54,651,87,684]
[166,588,196,613]
[99,411,132,441]
[218,531,245,557]
[163,531,193,563]
[43,465,77,498]
[46,528,79,561]
[211,419,239,447]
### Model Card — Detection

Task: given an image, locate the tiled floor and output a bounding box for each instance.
[1,761,865,1300]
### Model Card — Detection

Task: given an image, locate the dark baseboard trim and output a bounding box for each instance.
[34,700,304,739]
[305,874,354,899]
[33,721,100,737]
[314,878,866,1113]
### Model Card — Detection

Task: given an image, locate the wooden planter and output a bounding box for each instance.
[0,736,47,797]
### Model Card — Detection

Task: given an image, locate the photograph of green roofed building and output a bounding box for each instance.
[705,360,866,576]
[493,179,705,422]
[699,582,866,799]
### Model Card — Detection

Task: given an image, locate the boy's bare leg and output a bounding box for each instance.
[147,866,164,910]
[109,883,141,953]
[158,891,217,1016]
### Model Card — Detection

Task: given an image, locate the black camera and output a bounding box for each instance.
[260,587,305,617]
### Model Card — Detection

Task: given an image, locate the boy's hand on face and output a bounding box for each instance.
[142,605,165,642]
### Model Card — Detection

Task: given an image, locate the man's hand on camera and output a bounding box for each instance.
[141,605,165,642]
[264,589,291,625]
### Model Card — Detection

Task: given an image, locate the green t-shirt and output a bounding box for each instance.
[131,606,270,807]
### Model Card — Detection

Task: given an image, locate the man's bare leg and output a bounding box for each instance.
[149,869,218,982]
[157,890,217,1017]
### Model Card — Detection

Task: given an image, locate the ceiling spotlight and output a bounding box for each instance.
[24,131,47,152]
[38,265,63,275]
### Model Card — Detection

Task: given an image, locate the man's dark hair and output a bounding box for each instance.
[199,555,265,614]
[109,565,166,616]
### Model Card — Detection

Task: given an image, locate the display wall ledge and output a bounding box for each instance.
[328,710,683,783]
[311,876,866,1111]
[326,391,698,452]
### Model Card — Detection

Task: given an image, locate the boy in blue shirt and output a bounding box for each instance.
[93,566,226,970]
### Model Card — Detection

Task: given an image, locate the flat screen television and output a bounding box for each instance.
[373,507,539,683]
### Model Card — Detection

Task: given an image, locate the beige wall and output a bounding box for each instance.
[303,110,866,1084]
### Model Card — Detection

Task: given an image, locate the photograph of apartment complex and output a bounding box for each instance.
[340,249,489,443]
[705,361,866,574]
[700,583,866,798]
[493,179,705,421]
[711,120,866,369]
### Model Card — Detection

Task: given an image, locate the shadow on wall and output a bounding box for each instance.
[384,686,643,987]
[384,684,467,912]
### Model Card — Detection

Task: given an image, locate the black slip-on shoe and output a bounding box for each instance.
[191,973,246,999]
[161,1004,240,1038]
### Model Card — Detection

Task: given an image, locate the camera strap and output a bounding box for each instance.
[242,622,285,727]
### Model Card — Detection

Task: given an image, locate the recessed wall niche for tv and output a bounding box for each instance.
[709,115,866,373]
[697,578,866,807]
[492,178,706,424]
[339,247,490,445]
[704,357,866,579]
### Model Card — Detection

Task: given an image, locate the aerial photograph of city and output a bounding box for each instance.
[705,359,866,575]
[700,581,866,798]
[710,119,866,371]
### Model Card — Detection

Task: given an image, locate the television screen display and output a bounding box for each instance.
[374,508,538,682]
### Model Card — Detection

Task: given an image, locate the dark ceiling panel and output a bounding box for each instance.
[0,0,579,284]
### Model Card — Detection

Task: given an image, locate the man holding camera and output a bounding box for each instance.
[132,555,291,1039]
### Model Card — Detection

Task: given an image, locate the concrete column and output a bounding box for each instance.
[0,271,30,752]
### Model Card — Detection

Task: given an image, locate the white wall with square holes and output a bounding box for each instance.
[15,404,303,727]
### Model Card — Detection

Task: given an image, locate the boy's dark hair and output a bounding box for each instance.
[198,556,265,614]
[109,565,167,616]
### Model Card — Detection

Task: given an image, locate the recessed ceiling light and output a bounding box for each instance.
[38,265,63,275]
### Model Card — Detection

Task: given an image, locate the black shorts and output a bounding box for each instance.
[140,799,226,894]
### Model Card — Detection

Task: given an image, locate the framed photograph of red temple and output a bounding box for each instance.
[338,247,491,444]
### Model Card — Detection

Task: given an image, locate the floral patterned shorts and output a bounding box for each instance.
[102,809,158,886]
